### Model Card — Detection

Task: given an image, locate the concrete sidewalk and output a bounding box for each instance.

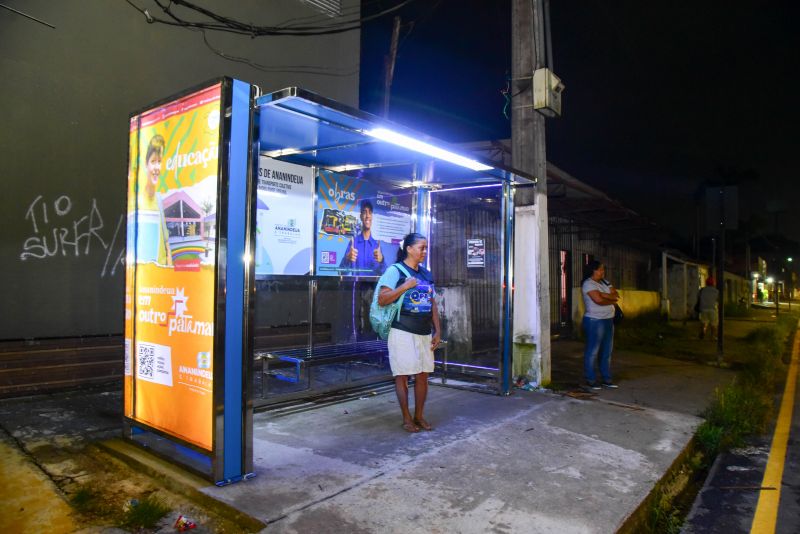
[0,343,735,533]
[199,343,733,533]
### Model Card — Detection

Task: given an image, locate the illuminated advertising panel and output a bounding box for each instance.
[255,157,314,276]
[125,83,222,451]
[315,170,412,277]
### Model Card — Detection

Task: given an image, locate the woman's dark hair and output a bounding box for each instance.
[582,259,603,283]
[396,232,427,263]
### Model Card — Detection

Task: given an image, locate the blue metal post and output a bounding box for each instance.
[221,79,250,482]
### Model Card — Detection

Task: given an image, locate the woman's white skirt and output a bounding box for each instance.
[387,328,434,376]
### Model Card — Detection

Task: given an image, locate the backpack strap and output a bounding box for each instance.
[394,262,413,280]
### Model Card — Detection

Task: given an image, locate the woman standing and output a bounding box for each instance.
[378,233,441,433]
[581,260,620,390]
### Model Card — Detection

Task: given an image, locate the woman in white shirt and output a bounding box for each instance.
[581,260,620,390]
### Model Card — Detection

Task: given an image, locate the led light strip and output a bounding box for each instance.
[365,128,493,172]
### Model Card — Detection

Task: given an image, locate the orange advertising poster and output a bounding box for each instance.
[125,84,222,451]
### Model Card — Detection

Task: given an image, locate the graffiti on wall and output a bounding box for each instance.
[20,194,125,278]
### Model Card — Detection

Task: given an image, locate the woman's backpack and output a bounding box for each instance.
[369,263,412,340]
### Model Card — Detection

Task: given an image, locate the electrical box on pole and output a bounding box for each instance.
[532,68,564,117]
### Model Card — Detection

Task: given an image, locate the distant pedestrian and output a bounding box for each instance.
[697,277,719,340]
[581,260,620,390]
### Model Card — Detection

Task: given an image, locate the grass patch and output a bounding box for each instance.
[119,493,171,530]
[694,422,724,459]
[647,486,686,534]
[696,316,792,457]
[70,485,98,513]
[700,382,774,453]
[636,449,708,534]
[68,483,116,517]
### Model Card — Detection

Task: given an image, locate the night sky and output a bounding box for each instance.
[360,1,800,247]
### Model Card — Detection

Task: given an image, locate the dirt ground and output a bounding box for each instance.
[1,432,249,532]
[0,387,256,533]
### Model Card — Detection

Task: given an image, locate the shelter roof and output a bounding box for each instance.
[255,88,536,189]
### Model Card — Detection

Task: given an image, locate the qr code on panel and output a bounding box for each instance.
[138,344,155,378]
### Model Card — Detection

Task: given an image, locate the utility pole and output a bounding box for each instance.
[383,16,402,118]
[511,0,551,385]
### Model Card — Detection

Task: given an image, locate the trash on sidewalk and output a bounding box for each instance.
[174,514,197,531]
[513,375,534,389]
[513,375,550,392]
[359,391,378,400]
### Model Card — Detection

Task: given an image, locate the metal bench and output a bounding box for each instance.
[255,339,391,398]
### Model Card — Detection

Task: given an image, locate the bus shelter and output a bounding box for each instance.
[123,78,536,484]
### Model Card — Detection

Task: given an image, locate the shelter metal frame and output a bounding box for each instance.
[251,88,535,398]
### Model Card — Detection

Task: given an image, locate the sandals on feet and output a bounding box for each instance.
[402,421,420,433]
[414,418,433,431]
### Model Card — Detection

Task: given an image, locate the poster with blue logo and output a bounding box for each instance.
[315,170,412,277]
[255,157,314,276]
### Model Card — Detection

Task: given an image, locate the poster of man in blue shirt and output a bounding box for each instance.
[339,199,387,276]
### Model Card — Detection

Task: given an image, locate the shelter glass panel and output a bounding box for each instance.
[429,185,504,386]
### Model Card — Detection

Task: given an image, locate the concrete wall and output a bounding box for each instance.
[667,265,704,320]
[0,0,360,339]
[572,288,660,329]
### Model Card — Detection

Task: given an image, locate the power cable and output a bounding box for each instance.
[199,30,359,77]
[125,0,417,36]
[0,2,55,28]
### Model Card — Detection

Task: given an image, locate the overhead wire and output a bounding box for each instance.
[125,0,418,36]
[123,0,445,78]
[0,2,56,28]
[199,30,359,77]
[122,0,394,76]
